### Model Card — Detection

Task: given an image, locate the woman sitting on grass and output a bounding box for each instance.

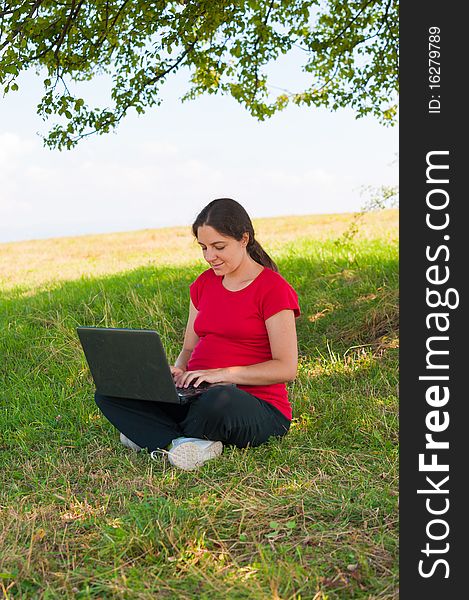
[95,198,300,471]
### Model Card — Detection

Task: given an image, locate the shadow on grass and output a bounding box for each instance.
[2,252,399,352]
[1,252,398,451]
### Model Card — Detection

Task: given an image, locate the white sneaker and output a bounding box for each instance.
[165,437,223,471]
[119,432,142,452]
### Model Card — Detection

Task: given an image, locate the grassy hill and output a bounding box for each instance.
[0,210,398,599]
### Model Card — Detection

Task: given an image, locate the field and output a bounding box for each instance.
[0,210,399,599]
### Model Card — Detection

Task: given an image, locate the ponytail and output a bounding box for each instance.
[247,238,278,272]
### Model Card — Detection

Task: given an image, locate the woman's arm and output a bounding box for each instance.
[178,309,298,387]
[171,299,199,376]
[226,309,298,384]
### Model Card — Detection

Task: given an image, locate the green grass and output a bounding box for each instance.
[0,212,398,599]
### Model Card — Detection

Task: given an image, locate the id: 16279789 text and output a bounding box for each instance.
[428,26,441,114]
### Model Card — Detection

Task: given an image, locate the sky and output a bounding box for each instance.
[0,49,398,244]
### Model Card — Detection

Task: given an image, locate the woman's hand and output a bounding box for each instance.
[170,366,186,384]
[176,368,230,388]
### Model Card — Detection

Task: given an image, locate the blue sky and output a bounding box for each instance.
[0,52,398,243]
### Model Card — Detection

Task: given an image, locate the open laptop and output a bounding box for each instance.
[76,327,220,405]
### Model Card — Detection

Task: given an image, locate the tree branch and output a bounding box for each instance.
[53,0,85,63]
[65,43,197,147]
[91,0,130,50]
[250,0,275,105]
[314,0,377,51]
[0,0,45,52]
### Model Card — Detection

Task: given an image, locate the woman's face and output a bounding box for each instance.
[196,225,249,276]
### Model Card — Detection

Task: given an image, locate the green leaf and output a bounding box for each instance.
[0,0,398,149]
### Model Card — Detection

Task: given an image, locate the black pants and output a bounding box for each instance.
[94,385,291,452]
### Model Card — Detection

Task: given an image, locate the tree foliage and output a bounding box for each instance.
[0,0,398,149]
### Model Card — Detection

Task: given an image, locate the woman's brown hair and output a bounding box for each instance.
[192,198,278,272]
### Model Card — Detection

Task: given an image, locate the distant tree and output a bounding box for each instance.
[335,182,399,246]
[1,1,398,149]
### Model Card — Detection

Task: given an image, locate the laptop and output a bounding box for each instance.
[76,327,220,405]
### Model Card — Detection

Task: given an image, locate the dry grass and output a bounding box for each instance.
[0,210,398,291]
[341,287,399,349]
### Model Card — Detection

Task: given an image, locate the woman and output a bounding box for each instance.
[95,198,300,471]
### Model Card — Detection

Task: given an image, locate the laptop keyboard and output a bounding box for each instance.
[176,381,212,397]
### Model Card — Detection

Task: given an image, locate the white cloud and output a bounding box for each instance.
[0,132,36,164]
[140,140,179,157]
[0,133,38,212]
[252,167,335,188]
[0,136,350,241]
[0,91,398,243]
[0,135,229,239]
[25,165,58,182]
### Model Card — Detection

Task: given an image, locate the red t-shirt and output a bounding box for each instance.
[187,267,300,420]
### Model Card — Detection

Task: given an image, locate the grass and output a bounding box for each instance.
[0,210,398,599]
